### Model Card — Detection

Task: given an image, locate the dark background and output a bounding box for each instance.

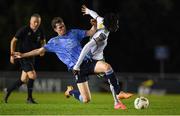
[0,0,180,73]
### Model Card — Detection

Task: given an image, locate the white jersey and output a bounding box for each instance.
[73,8,110,70]
[90,28,109,60]
[73,28,110,70]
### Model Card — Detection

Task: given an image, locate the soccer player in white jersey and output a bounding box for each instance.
[65,5,133,110]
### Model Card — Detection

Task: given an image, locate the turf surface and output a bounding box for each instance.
[0,92,180,115]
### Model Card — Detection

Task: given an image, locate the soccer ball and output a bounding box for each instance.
[134,96,149,109]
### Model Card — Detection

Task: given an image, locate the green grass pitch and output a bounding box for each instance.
[0,92,180,115]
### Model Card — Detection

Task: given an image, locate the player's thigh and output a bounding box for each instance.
[77,81,91,101]
[94,60,111,73]
[20,71,28,82]
[27,70,37,79]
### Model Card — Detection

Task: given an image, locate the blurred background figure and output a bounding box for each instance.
[138,79,154,95]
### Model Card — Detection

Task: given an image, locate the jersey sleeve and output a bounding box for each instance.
[43,38,56,52]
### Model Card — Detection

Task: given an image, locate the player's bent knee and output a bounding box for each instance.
[104,63,112,72]
[29,76,37,80]
[29,74,37,79]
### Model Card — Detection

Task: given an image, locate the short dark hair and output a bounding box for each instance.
[104,13,119,32]
[31,13,41,18]
[51,17,64,29]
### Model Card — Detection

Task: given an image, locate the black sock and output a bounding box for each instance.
[106,72,121,94]
[6,79,24,99]
[27,79,34,99]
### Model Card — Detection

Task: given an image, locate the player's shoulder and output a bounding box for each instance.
[68,29,85,36]
[52,35,61,40]
[66,29,76,34]
[70,28,83,32]
[15,26,29,36]
[47,36,59,42]
[21,25,28,29]
[17,25,28,32]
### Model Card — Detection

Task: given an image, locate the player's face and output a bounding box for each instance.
[30,17,41,31]
[54,22,66,35]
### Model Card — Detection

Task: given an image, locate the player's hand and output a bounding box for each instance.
[81,5,90,15]
[73,65,80,76]
[13,52,22,59]
[72,69,80,83]
[72,69,80,76]
[10,56,15,64]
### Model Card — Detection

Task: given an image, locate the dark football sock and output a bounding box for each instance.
[27,79,34,99]
[105,69,121,94]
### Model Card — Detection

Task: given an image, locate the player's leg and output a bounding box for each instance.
[65,76,91,103]
[26,70,37,104]
[94,61,121,94]
[3,71,28,103]
[94,60,126,109]
[22,58,38,104]
[65,60,92,103]
[94,60,133,98]
[77,81,91,103]
[65,81,91,103]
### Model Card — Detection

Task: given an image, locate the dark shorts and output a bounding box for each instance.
[19,58,35,72]
[74,59,98,83]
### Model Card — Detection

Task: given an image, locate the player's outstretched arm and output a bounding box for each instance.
[82,5,104,29]
[81,5,100,19]
[14,47,46,59]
